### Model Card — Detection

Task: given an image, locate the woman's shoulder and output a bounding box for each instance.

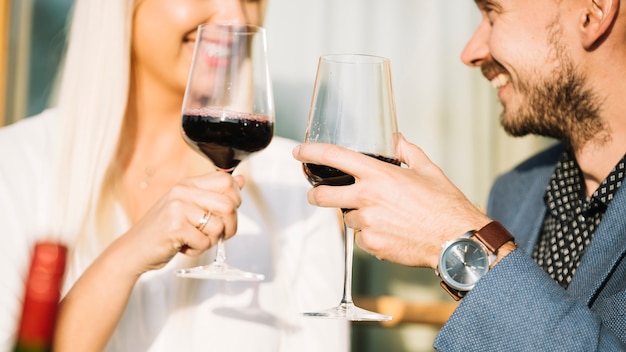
[0,109,58,150]
[0,109,58,176]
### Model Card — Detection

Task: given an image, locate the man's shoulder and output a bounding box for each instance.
[511,142,565,173]
[486,142,565,237]
[488,142,564,210]
[497,142,565,185]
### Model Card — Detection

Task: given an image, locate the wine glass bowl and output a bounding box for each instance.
[181,23,274,173]
[302,54,398,321]
[182,108,273,173]
[176,23,274,281]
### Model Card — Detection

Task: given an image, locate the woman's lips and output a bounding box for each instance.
[200,41,231,67]
[185,36,232,67]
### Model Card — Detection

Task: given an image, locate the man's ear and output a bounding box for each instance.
[580,0,619,49]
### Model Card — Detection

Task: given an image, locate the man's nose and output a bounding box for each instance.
[460,21,491,67]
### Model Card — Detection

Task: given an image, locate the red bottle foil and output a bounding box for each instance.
[15,241,67,348]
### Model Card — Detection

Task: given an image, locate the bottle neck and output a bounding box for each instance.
[14,241,67,351]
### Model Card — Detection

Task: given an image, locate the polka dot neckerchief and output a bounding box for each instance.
[532,149,626,288]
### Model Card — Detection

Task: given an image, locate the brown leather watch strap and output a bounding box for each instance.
[439,282,466,301]
[473,221,514,253]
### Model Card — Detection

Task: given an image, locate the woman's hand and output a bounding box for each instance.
[118,171,245,274]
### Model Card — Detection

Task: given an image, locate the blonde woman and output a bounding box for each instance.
[0,0,348,351]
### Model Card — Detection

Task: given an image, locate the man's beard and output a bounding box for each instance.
[494,22,605,150]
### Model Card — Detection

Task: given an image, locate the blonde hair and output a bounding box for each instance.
[51,0,135,274]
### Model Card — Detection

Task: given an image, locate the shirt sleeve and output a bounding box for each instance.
[434,250,626,351]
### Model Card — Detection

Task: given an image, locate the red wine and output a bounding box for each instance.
[303,153,401,187]
[182,108,273,172]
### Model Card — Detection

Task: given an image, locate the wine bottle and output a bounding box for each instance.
[13,241,67,352]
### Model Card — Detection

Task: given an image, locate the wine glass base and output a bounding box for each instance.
[176,263,265,281]
[303,302,392,321]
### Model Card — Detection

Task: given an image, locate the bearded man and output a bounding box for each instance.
[293,0,626,350]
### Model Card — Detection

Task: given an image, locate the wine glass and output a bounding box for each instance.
[176,23,274,281]
[302,54,399,321]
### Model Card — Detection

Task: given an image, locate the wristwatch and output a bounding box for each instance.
[436,221,513,300]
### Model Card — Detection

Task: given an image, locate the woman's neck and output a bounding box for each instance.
[116,76,214,222]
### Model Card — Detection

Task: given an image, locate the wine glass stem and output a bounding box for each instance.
[215,236,227,265]
[340,217,354,306]
[213,169,234,266]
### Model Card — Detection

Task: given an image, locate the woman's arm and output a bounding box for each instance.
[53,172,244,351]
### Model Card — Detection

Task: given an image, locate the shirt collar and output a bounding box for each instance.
[544,149,626,217]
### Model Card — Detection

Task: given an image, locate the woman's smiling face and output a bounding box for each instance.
[131,0,264,96]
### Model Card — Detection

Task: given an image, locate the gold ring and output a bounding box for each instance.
[196,211,212,231]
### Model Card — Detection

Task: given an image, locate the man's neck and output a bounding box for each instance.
[575,134,626,197]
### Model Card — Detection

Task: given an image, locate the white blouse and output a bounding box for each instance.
[0,110,349,351]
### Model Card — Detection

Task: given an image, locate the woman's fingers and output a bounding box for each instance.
[180,171,241,228]
[184,209,217,250]
[128,171,244,271]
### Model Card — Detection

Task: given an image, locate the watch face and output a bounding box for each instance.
[439,238,490,291]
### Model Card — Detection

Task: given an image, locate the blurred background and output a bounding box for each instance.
[1,0,551,350]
